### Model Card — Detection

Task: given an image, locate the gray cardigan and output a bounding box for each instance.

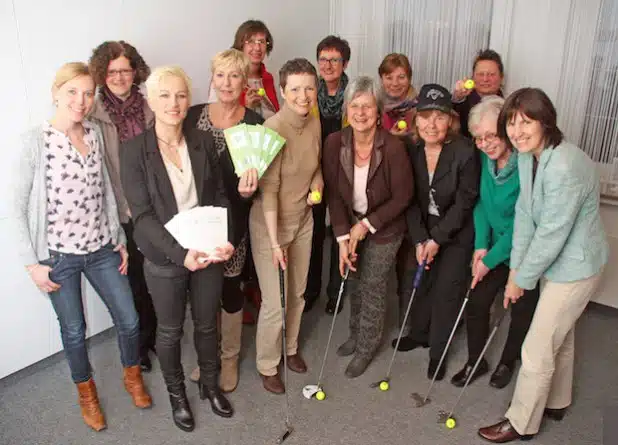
[7,122,126,266]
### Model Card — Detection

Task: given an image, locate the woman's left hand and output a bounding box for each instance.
[114,244,129,275]
[348,222,369,257]
[424,239,440,264]
[238,168,258,198]
[503,275,524,308]
[214,242,235,263]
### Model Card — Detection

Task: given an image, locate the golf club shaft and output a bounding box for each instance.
[279,267,291,426]
[316,266,350,386]
[446,307,510,418]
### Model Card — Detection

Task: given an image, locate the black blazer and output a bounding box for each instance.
[120,127,231,266]
[406,135,480,247]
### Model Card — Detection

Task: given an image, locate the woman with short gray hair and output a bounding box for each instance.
[323,75,414,377]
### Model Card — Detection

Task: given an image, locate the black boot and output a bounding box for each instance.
[140,350,152,372]
[199,383,234,418]
[489,362,514,389]
[450,358,489,387]
[325,297,343,315]
[169,389,194,432]
[427,358,447,381]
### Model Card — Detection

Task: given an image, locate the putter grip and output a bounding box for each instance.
[279,267,285,307]
[413,260,427,288]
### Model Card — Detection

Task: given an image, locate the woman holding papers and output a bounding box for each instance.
[184,49,263,393]
[249,58,322,394]
[323,76,414,377]
[121,66,235,432]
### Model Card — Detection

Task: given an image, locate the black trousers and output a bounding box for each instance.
[305,198,342,301]
[144,259,223,390]
[407,242,472,361]
[466,263,540,366]
[122,221,157,354]
[222,275,244,313]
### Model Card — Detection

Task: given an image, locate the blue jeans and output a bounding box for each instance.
[41,243,140,383]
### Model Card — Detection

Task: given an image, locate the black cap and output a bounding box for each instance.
[416,84,452,114]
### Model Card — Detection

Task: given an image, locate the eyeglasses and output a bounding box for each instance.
[244,38,268,47]
[318,57,344,66]
[107,69,134,78]
[474,133,499,145]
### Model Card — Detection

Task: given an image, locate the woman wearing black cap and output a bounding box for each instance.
[393,83,480,381]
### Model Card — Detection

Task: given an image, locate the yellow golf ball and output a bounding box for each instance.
[316,390,326,401]
[310,190,322,203]
[257,88,266,96]
[379,381,389,391]
[464,79,475,90]
[397,120,407,130]
[446,418,456,429]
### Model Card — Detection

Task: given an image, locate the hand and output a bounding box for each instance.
[245,88,262,108]
[214,242,235,262]
[424,239,440,264]
[338,240,357,276]
[306,186,323,206]
[238,168,258,198]
[184,249,211,271]
[114,244,129,275]
[28,264,61,293]
[272,245,287,270]
[453,78,474,102]
[348,222,369,258]
[471,260,490,289]
[472,248,488,276]
[415,242,427,268]
[503,275,524,308]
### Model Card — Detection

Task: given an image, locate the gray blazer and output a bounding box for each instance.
[6,122,125,266]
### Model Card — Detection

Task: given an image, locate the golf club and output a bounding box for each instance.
[276,266,294,444]
[411,285,472,408]
[370,260,426,391]
[437,304,511,428]
[303,265,350,401]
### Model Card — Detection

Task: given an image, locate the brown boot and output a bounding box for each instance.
[123,365,152,409]
[76,378,106,431]
[220,309,243,392]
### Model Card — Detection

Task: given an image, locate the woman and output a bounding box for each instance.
[305,35,351,315]
[88,40,157,372]
[450,96,539,390]
[121,66,235,432]
[323,76,413,377]
[249,58,322,394]
[8,62,151,432]
[394,84,480,381]
[185,49,262,392]
[478,88,608,442]
[452,49,505,139]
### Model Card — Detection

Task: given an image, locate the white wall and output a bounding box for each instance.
[0,0,330,379]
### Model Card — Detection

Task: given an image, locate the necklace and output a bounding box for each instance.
[157,135,185,172]
[354,147,372,161]
[157,136,184,149]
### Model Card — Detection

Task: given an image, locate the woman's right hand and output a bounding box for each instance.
[472,249,488,276]
[453,78,474,102]
[338,240,357,276]
[415,242,427,268]
[272,246,287,270]
[245,88,262,108]
[183,249,211,271]
[27,264,61,293]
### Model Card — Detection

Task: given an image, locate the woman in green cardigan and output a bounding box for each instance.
[450,96,539,390]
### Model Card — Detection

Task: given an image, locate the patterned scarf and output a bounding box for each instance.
[317,72,349,119]
[100,85,146,143]
[383,87,418,121]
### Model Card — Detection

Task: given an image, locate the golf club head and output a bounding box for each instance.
[411,392,431,407]
[302,384,320,400]
[276,427,294,444]
[437,410,449,423]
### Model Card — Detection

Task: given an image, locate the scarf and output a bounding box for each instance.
[100,85,146,143]
[317,72,348,119]
[489,149,518,185]
[383,87,418,121]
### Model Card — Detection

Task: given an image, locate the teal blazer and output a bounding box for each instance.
[511,141,608,289]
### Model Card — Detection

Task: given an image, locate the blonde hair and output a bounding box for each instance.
[468,95,505,136]
[211,49,250,81]
[51,62,92,98]
[145,65,192,103]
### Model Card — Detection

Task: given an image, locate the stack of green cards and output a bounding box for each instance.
[223,124,286,178]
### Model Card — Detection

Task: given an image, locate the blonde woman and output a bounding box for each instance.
[7,62,151,431]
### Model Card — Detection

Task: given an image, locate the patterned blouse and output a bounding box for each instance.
[43,120,111,254]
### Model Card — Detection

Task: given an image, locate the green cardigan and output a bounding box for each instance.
[473,151,519,269]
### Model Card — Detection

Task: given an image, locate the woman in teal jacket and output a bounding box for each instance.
[450,96,539,390]
[479,88,609,443]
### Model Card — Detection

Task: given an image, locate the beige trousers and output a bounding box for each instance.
[506,271,603,435]
[249,208,313,376]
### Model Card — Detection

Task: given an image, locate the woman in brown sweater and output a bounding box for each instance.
[324,76,414,377]
[249,58,323,394]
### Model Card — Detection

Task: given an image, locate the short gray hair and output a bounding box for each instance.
[343,75,384,112]
[468,95,505,135]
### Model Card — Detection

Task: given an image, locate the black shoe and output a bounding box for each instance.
[199,383,234,418]
[450,359,489,387]
[325,298,343,315]
[169,390,194,432]
[336,338,356,357]
[392,336,429,351]
[140,351,152,373]
[544,407,566,421]
[344,355,372,378]
[490,363,514,389]
[428,358,446,381]
[303,295,318,313]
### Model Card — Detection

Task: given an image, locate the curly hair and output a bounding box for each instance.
[88,41,150,86]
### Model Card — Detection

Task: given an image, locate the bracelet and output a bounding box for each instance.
[271,244,280,250]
